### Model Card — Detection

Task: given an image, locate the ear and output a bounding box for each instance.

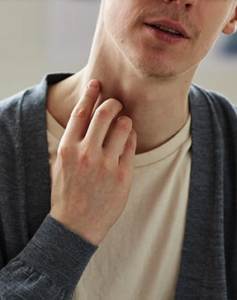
[222,7,237,35]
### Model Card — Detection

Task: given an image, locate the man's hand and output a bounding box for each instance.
[49,80,137,245]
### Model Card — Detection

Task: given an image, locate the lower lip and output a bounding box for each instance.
[145,24,187,45]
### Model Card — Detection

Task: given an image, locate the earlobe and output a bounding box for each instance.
[222,7,237,35]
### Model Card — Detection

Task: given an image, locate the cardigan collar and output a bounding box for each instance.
[21,74,228,299]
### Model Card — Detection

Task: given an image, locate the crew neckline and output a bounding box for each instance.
[46,110,191,168]
[134,115,191,167]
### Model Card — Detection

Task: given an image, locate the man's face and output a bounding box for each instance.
[100,0,237,79]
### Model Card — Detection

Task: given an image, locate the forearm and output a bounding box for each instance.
[0,215,97,299]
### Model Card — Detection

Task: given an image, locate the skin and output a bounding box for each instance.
[49,0,237,245]
[50,81,137,245]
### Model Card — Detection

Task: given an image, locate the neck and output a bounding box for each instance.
[47,25,197,154]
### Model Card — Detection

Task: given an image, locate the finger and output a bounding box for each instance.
[84,98,123,148]
[104,116,133,159]
[63,80,100,143]
[119,128,137,167]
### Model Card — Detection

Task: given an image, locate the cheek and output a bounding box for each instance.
[192,9,229,59]
[104,7,139,48]
[104,4,127,38]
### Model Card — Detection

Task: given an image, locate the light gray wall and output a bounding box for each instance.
[0,1,47,99]
[0,1,236,103]
[0,0,100,100]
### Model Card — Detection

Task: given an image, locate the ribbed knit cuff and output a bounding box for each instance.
[19,214,98,290]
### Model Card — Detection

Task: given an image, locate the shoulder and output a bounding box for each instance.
[0,73,73,136]
[0,76,48,153]
[191,83,235,108]
[0,80,43,123]
[0,90,28,149]
[190,83,237,122]
[0,73,74,122]
[0,90,26,122]
[0,87,40,146]
[0,73,75,157]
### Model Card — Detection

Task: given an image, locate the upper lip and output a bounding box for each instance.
[145,20,189,38]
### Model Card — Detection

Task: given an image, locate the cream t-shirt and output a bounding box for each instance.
[46,110,191,300]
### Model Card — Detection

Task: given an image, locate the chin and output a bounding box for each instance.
[131,56,180,79]
[123,44,181,79]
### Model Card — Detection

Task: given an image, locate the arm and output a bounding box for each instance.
[0,215,97,299]
[0,79,136,299]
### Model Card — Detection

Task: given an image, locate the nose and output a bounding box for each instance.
[164,0,197,8]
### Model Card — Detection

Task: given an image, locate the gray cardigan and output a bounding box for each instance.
[0,73,237,299]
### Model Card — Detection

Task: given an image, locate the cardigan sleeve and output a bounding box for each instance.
[0,215,98,299]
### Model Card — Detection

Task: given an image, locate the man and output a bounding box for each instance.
[0,0,236,299]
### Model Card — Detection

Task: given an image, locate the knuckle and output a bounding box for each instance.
[72,106,87,118]
[96,106,112,118]
[100,158,111,172]
[95,98,123,120]
[126,139,136,151]
[79,148,92,167]
[125,131,137,151]
[116,117,132,132]
[96,160,111,180]
[117,167,127,182]
[85,90,97,101]
[57,144,71,160]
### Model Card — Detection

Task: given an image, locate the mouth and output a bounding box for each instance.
[150,24,184,37]
[145,21,189,39]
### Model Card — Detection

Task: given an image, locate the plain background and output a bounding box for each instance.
[0,0,236,103]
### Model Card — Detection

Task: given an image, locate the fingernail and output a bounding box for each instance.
[87,80,99,89]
